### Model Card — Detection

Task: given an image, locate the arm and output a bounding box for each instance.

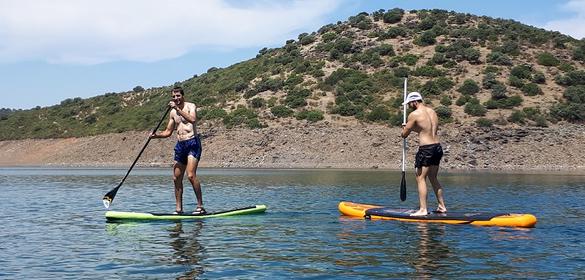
[174,103,197,124]
[401,113,416,138]
[150,116,175,139]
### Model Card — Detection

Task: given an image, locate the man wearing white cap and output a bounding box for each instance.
[401,92,447,216]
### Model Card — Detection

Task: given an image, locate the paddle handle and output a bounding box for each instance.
[119,105,171,185]
[103,105,171,208]
[400,78,407,201]
[402,78,407,172]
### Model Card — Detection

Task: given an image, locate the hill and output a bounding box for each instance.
[1,8,584,141]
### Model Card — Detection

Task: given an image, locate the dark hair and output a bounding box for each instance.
[171,86,184,96]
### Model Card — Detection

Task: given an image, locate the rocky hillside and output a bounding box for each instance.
[1,9,585,141]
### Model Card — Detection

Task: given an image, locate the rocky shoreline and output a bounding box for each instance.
[0,123,583,172]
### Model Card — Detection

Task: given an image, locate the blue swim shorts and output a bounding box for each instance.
[174,136,202,165]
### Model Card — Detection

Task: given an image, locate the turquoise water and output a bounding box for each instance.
[0,168,584,279]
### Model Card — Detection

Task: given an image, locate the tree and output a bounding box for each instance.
[383,8,404,24]
[132,86,145,92]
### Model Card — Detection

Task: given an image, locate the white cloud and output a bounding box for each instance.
[544,0,585,39]
[0,0,341,64]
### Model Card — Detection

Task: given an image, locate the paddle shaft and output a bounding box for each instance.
[400,78,407,201]
[103,106,171,207]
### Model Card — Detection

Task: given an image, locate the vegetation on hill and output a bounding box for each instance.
[1,8,584,140]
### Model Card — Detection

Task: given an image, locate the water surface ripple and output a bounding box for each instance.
[0,168,583,279]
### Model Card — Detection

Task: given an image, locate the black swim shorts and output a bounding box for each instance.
[415,143,443,168]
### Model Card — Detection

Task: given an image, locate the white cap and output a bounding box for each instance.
[403,92,423,105]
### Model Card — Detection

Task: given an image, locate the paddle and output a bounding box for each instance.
[102,105,171,209]
[400,78,407,201]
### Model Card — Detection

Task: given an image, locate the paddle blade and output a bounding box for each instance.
[400,171,406,201]
[102,186,120,209]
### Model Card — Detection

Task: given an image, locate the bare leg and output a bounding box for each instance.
[428,165,447,213]
[173,162,186,213]
[411,166,430,216]
[186,156,203,209]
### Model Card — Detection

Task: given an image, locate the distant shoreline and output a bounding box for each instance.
[0,123,583,172]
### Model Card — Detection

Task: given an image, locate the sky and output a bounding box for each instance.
[1,0,584,110]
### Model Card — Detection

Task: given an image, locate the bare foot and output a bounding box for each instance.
[410,209,428,216]
[435,206,447,213]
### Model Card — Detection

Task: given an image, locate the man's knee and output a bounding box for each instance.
[186,173,198,182]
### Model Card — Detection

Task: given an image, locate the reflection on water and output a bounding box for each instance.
[105,221,206,280]
[411,224,453,279]
[168,222,205,280]
[1,168,585,279]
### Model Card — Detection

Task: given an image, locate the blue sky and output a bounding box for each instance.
[1,0,584,110]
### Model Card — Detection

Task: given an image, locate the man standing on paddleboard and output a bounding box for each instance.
[150,86,205,215]
[401,92,447,216]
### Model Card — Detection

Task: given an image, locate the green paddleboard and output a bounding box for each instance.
[105,204,267,221]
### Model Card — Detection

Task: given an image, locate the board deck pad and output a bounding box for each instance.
[366,208,507,221]
[338,201,537,228]
[106,204,267,221]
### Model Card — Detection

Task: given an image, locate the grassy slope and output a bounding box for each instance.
[1,8,584,140]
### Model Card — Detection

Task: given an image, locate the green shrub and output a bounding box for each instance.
[508,110,526,124]
[383,26,408,38]
[550,103,585,122]
[285,88,310,108]
[331,101,363,116]
[223,107,262,128]
[458,79,480,95]
[555,70,585,86]
[393,67,410,78]
[349,13,373,30]
[285,74,303,88]
[422,80,442,96]
[573,43,585,62]
[296,110,324,122]
[250,98,265,108]
[509,75,524,88]
[487,51,512,65]
[475,118,493,127]
[521,83,542,96]
[537,52,560,66]
[435,77,455,91]
[491,83,508,100]
[482,73,499,89]
[484,66,500,74]
[563,85,585,103]
[376,44,395,56]
[435,105,452,122]
[322,32,337,42]
[334,38,354,53]
[510,65,533,80]
[464,100,487,116]
[271,105,293,118]
[299,34,316,45]
[440,95,452,106]
[533,115,548,127]
[383,8,404,24]
[483,99,499,109]
[430,53,447,65]
[414,31,437,46]
[463,48,481,63]
[412,66,443,77]
[366,106,390,122]
[496,41,520,56]
[455,95,471,106]
[199,107,227,120]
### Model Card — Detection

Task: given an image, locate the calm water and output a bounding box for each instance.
[0,168,584,279]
